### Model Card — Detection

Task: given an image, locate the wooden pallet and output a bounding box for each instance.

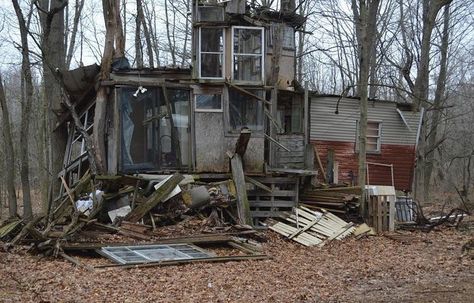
[367,186,396,233]
[248,177,298,225]
[269,206,355,247]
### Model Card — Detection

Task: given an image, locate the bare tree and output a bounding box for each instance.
[0,74,17,219]
[352,0,381,216]
[12,0,35,219]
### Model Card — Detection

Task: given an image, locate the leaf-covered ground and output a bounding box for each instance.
[1,223,473,303]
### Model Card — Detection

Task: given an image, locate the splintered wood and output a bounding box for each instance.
[269,206,355,247]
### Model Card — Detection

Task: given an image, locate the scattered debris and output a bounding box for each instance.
[300,186,360,216]
[268,206,355,247]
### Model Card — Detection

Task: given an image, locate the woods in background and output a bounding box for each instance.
[0,0,473,220]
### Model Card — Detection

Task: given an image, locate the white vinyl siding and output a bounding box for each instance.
[310,96,421,146]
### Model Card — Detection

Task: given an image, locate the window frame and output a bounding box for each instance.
[355,120,382,153]
[198,27,225,80]
[231,26,265,83]
[225,86,264,136]
[194,93,223,113]
[197,5,225,22]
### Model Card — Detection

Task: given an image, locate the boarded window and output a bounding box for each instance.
[228,88,263,132]
[355,121,382,153]
[232,27,264,82]
[199,28,224,78]
[195,94,222,111]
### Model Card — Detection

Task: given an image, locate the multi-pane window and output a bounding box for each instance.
[366,121,382,152]
[228,88,263,132]
[199,28,224,78]
[232,27,264,82]
[355,121,382,153]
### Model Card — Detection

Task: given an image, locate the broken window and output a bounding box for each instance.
[228,88,263,132]
[195,93,222,112]
[120,87,190,172]
[355,121,382,153]
[277,94,303,134]
[199,28,224,78]
[198,5,224,22]
[232,27,264,82]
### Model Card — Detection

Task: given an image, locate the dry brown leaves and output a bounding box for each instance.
[1,224,473,303]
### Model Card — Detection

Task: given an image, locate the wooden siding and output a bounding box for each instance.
[276,134,305,168]
[310,96,421,146]
[312,140,416,191]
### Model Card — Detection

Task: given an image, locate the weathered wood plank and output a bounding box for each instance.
[230,154,252,225]
[125,173,184,222]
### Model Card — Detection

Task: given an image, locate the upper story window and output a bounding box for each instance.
[268,24,295,50]
[232,26,264,82]
[198,6,224,22]
[199,28,224,79]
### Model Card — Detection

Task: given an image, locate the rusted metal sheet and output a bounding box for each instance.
[312,140,415,191]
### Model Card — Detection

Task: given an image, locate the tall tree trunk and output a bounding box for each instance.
[93,0,122,174]
[39,0,67,203]
[12,0,35,219]
[353,0,380,218]
[0,75,18,219]
[135,0,143,68]
[423,4,451,201]
[66,0,85,69]
[413,0,453,203]
[164,0,176,65]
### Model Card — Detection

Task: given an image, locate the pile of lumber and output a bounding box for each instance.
[268,206,355,247]
[0,172,242,261]
[300,186,360,215]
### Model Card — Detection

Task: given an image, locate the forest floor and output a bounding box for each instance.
[1,218,473,303]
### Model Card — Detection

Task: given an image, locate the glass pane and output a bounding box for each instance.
[234,28,262,54]
[196,94,222,110]
[282,26,295,49]
[228,88,263,132]
[201,28,223,52]
[233,55,262,81]
[200,54,223,78]
[198,6,224,22]
[121,87,156,169]
[159,89,190,168]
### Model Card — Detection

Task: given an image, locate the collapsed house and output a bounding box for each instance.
[59,0,311,226]
[57,0,422,230]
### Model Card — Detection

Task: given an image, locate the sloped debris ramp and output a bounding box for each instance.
[268,206,355,247]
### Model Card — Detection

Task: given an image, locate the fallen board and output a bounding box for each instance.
[268,206,355,247]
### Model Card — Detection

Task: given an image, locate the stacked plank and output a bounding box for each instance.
[300,186,360,215]
[268,206,355,247]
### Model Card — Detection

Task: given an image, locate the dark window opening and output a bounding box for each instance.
[200,28,224,78]
[277,94,303,134]
[228,88,263,133]
[120,87,190,172]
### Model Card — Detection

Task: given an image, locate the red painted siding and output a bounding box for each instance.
[312,140,416,191]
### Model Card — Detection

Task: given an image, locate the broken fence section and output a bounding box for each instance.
[268,206,355,247]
